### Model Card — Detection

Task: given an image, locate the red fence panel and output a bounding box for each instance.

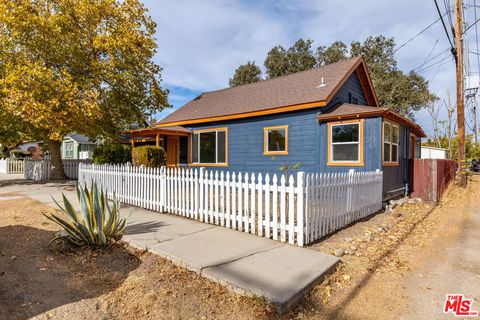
[411,159,456,202]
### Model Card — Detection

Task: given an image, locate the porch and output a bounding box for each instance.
[128,126,191,166]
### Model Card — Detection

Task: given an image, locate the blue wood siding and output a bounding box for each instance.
[328,72,367,107]
[186,72,380,176]
[179,70,418,200]
[188,109,321,175]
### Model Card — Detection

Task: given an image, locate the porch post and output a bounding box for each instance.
[156,133,160,147]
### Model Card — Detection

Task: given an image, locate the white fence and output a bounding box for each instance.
[305,169,383,243]
[0,159,6,173]
[0,159,24,174]
[78,164,383,246]
[24,159,91,181]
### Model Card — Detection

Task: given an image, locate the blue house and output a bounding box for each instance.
[131,57,425,199]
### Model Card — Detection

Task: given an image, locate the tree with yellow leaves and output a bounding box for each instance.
[0,0,169,179]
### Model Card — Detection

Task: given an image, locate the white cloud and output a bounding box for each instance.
[144,0,473,136]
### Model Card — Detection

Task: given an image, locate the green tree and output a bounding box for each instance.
[0,106,31,157]
[426,135,480,161]
[350,36,436,118]
[264,46,289,79]
[0,0,169,179]
[241,35,436,118]
[229,61,262,87]
[264,39,316,78]
[316,41,348,66]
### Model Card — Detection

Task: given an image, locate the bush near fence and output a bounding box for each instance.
[93,143,132,164]
[132,146,166,167]
[79,163,383,246]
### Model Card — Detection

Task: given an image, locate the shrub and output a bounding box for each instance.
[132,146,166,167]
[45,182,128,247]
[93,143,132,164]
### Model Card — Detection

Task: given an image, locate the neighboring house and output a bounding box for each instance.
[10,141,44,159]
[130,57,425,199]
[61,134,96,160]
[421,146,449,159]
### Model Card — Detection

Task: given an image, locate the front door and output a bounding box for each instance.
[167,136,180,166]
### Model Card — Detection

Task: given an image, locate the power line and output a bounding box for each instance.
[474,0,480,73]
[393,15,445,53]
[416,54,455,74]
[463,15,480,34]
[413,47,451,71]
[433,0,456,57]
[421,39,440,67]
[444,0,454,30]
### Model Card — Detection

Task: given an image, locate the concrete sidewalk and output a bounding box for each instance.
[0,182,339,312]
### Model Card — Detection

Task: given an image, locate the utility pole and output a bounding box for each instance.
[455,0,467,187]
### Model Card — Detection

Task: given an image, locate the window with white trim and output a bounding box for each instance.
[64,142,74,159]
[192,128,227,165]
[329,122,361,163]
[383,121,399,163]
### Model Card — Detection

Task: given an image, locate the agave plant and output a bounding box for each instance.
[45,181,128,247]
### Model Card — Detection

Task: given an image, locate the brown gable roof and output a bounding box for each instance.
[317,103,426,137]
[158,57,379,126]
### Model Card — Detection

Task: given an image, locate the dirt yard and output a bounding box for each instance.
[283,175,480,320]
[1,176,478,320]
[0,197,274,320]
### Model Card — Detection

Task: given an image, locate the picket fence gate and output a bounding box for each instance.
[24,159,91,181]
[305,169,383,243]
[78,164,384,246]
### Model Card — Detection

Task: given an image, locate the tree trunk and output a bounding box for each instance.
[45,138,67,180]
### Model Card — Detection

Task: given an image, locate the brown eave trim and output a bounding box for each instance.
[126,128,191,136]
[156,100,328,127]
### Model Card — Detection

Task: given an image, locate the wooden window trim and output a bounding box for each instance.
[190,127,229,167]
[263,125,289,156]
[382,121,399,166]
[327,119,364,166]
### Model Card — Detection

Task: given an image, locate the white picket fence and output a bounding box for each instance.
[78,164,383,246]
[305,169,383,243]
[0,159,24,174]
[24,159,91,181]
[0,159,6,173]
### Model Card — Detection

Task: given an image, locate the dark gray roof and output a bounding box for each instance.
[66,134,95,144]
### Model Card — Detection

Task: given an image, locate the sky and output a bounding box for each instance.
[143,0,480,138]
